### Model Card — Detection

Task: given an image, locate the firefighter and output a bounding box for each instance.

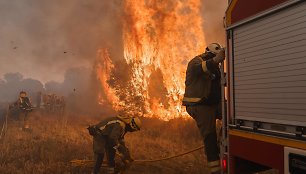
[182,43,225,174]
[88,115,141,174]
[17,91,33,130]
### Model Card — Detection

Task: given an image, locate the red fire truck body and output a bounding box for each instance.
[222,0,306,173]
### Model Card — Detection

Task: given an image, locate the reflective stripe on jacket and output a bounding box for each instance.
[95,117,126,144]
[183,55,216,106]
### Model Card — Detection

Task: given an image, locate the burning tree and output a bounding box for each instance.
[96,0,206,120]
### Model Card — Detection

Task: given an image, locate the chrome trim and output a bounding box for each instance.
[257,128,296,136]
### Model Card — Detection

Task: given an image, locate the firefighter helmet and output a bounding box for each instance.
[205,43,222,54]
[130,117,141,131]
[20,91,27,97]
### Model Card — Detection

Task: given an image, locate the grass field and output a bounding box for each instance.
[0,111,209,174]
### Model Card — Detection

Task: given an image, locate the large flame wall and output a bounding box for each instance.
[97,0,206,120]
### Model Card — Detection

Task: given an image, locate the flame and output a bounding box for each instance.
[96,49,120,110]
[96,0,206,120]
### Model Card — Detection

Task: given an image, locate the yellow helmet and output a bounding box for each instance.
[130,117,141,131]
[117,115,142,131]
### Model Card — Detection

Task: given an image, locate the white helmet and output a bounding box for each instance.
[205,43,222,54]
[130,117,141,131]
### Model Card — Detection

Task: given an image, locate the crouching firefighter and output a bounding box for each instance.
[182,43,225,174]
[88,115,141,174]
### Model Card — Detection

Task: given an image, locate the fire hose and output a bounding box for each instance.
[70,144,204,167]
[134,144,204,162]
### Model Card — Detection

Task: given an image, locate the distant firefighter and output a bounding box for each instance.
[87,115,141,174]
[16,91,33,130]
[183,43,225,174]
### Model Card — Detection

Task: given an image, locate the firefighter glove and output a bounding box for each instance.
[212,48,225,64]
[87,125,97,136]
[114,144,132,162]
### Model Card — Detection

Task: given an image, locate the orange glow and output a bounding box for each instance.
[96,0,206,120]
[96,49,120,110]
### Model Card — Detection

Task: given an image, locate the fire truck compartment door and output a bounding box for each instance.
[232,1,306,126]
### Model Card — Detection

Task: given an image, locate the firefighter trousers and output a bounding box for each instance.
[93,135,116,174]
[19,111,29,129]
[186,104,221,173]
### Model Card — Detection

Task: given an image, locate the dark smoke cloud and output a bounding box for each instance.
[0,0,124,83]
[201,0,227,46]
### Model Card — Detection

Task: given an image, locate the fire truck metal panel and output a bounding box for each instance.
[223,2,306,173]
[231,1,306,127]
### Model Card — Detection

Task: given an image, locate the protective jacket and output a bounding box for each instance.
[94,117,127,145]
[90,116,135,174]
[89,116,132,160]
[18,97,32,111]
[183,54,221,106]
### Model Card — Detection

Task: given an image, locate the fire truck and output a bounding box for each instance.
[221,0,306,173]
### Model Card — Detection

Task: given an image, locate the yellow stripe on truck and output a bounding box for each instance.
[229,129,306,150]
[182,97,201,103]
[226,0,239,26]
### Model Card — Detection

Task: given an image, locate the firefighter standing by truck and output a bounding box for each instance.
[183,43,225,174]
[17,91,33,131]
[88,115,141,174]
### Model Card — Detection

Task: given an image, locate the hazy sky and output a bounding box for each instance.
[0,0,123,83]
[0,0,226,84]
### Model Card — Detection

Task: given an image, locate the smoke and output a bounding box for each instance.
[0,0,227,83]
[0,73,44,103]
[0,68,103,115]
[0,0,124,83]
[45,67,92,95]
[45,67,103,115]
[201,0,227,45]
[0,0,227,117]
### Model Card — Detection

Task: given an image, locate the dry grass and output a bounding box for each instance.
[0,112,209,174]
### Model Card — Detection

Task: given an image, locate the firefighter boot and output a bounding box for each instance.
[92,153,104,174]
[205,132,221,174]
